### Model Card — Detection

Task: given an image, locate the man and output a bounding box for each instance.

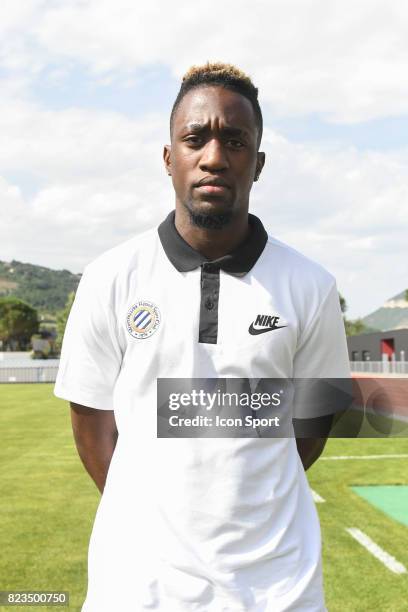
[55,62,350,611]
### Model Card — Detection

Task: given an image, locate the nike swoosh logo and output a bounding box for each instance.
[248,323,287,335]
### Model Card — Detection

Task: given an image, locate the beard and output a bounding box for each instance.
[188,210,233,229]
[183,194,234,230]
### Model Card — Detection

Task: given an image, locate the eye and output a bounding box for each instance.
[185,135,203,146]
[227,139,245,148]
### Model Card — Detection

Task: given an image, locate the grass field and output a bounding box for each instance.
[0,384,407,611]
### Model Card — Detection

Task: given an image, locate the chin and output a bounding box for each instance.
[184,198,234,229]
[190,196,234,215]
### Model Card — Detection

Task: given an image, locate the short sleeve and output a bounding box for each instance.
[54,265,123,410]
[292,280,352,419]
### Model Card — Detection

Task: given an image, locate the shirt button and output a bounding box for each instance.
[205,263,216,273]
[205,298,214,310]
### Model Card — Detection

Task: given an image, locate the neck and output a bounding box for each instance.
[174,204,250,260]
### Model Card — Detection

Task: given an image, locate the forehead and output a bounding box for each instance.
[173,85,257,134]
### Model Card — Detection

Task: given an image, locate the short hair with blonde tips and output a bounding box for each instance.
[170,61,263,147]
[182,62,254,88]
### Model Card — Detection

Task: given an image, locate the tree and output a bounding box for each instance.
[338,292,369,337]
[344,318,368,336]
[339,293,347,314]
[0,297,39,350]
[56,291,75,350]
[405,289,408,302]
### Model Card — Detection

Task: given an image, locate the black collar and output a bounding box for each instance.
[157,210,268,274]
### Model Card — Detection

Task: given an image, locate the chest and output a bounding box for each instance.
[116,268,300,380]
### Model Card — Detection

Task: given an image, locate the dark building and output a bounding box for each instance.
[347,328,408,362]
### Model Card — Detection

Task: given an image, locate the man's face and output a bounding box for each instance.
[163,86,265,226]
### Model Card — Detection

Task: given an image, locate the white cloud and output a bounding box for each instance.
[0,98,168,181]
[253,130,408,317]
[0,0,45,74]
[23,0,408,123]
[0,101,174,270]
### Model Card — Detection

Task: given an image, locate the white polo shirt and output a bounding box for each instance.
[54,210,350,612]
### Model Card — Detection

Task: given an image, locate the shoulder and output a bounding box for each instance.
[83,225,158,283]
[263,233,336,294]
[259,232,339,334]
[75,225,159,309]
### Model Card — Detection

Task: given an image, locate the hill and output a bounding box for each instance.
[0,260,81,314]
[362,290,408,331]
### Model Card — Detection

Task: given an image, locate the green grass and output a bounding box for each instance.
[309,438,408,611]
[0,384,98,612]
[0,384,407,611]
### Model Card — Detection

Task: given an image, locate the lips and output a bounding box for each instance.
[194,177,231,194]
[196,185,229,194]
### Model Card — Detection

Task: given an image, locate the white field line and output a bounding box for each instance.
[346,528,407,574]
[321,454,408,461]
[311,489,325,503]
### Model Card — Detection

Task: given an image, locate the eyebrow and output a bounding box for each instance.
[184,123,251,138]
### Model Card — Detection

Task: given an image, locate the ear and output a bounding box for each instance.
[163,145,172,176]
[254,152,266,181]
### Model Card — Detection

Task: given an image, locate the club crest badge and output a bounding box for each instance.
[126,300,161,339]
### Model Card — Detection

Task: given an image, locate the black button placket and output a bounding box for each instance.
[199,263,220,344]
[158,210,269,345]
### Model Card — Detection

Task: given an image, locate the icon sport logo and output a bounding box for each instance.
[248,314,287,335]
[126,300,161,339]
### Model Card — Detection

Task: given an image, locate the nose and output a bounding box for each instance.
[199,138,229,172]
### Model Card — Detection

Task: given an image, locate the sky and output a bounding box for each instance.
[1,0,407,319]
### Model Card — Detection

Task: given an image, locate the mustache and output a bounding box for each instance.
[193,177,231,188]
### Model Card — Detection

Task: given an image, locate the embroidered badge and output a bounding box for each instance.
[126,300,161,339]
